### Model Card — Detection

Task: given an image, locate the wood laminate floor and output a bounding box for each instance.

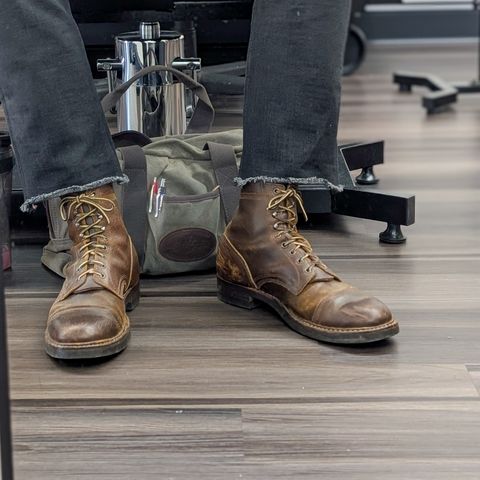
[3,42,480,479]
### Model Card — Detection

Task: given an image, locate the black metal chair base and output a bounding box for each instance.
[393,71,480,114]
[299,141,416,244]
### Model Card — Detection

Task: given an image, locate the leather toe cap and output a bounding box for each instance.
[46,307,124,346]
[313,289,393,330]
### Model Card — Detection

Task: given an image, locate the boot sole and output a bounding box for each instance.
[44,283,140,360]
[217,278,399,344]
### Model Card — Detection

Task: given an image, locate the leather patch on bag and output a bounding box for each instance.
[158,228,217,263]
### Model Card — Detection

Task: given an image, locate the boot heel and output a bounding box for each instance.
[125,283,140,312]
[217,278,261,310]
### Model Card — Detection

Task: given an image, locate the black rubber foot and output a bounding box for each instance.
[356,166,379,185]
[399,83,412,92]
[379,223,406,244]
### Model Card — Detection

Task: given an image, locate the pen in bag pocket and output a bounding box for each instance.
[155,178,167,218]
[149,177,158,214]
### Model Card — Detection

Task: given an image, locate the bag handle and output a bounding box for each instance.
[207,142,240,223]
[112,130,152,148]
[101,65,215,134]
[119,145,148,266]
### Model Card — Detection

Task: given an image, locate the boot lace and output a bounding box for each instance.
[60,192,115,280]
[267,186,333,276]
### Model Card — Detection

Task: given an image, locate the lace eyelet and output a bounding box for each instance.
[289,250,295,255]
[281,242,287,248]
[100,273,106,279]
[297,259,302,264]
[273,188,280,194]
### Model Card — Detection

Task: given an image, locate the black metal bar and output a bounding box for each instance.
[298,186,333,215]
[331,188,416,226]
[393,71,457,93]
[455,81,480,93]
[422,91,458,114]
[394,71,459,113]
[0,268,14,480]
[339,141,384,171]
[393,4,480,114]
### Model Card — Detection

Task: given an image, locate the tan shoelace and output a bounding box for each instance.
[60,192,115,280]
[267,186,334,277]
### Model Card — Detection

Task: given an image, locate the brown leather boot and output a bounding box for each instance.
[45,185,140,359]
[217,183,399,344]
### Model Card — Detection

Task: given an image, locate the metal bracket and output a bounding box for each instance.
[393,71,480,114]
[299,141,416,243]
[393,71,459,114]
[341,140,383,185]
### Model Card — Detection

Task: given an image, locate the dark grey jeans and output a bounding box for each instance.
[0,0,350,212]
[239,0,350,189]
[0,0,127,212]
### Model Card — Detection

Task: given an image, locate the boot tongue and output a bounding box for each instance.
[269,183,302,232]
[274,197,296,230]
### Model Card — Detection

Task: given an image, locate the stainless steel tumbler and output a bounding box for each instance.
[98,21,201,137]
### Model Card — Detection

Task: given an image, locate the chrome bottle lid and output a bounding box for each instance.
[139,22,161,40]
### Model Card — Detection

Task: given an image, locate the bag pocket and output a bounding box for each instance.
[143,189,224,275]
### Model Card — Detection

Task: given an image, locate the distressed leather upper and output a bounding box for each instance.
[46,185,139,347]
[217,182,394,331]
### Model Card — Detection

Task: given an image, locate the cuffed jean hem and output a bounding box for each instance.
[234,176,344,192]
[20,174,129,213]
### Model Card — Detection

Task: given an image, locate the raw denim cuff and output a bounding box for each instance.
[20,174,129,213]
[234,176,343,192]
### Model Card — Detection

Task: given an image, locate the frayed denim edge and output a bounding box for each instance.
[234,176,344,193]
[20,174,129,213]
